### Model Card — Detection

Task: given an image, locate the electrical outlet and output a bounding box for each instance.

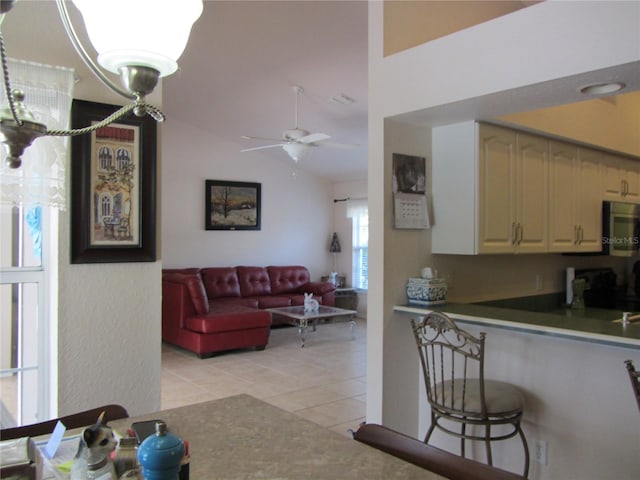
[535,440,548,465]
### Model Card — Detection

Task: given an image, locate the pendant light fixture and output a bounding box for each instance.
[0,0,203,168]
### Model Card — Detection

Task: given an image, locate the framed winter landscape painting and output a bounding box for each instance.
[205,180,261,231]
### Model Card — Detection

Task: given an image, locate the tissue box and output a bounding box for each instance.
[406,278,447,306]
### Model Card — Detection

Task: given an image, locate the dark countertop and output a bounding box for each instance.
[394,301,640,349]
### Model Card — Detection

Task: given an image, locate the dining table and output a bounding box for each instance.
[66,394,444,479]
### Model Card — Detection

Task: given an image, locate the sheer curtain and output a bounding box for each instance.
[0,58,75,210]
[346,198,368,219]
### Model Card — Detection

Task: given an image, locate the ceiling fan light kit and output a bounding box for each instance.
[283,143,309,162]
[241,84,356,163]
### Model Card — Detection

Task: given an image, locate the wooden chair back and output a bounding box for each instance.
[0,404,129,440]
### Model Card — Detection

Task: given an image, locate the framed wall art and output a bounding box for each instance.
[70,99,157,263]
[205,180,261,230]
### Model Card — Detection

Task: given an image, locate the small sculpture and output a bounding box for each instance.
[70,412,118,480]
[304,293,319,312]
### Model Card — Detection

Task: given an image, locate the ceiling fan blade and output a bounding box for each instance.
[299,132,330,144]
[240,144,285,153]
[241,135,283,142]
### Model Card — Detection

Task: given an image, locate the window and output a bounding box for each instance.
[348,200,368,290]
[0,58,73,426]
[0,205,54,426]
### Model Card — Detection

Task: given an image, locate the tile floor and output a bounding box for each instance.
[161,318,367,438]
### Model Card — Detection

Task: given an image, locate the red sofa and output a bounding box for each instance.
[162,266,336,358]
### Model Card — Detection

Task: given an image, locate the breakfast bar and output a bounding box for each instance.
[395,302,640,349]
[393,302,640,479]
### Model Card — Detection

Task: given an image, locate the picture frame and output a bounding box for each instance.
[205,180,261,230]
[70,99,157,263]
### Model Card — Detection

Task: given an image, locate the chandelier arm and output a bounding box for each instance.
[45,101,165,137]
[0,32,23,125]
[55,0,136,101]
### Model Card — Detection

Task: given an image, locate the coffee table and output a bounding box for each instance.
[266,305,357,347]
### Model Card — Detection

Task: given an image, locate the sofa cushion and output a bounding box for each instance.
[253,296,292,309]
[201,267,241,299]
[163,273,209,315]
[267,266,310,294]
[211,297,259,309]
[237,266,272,297]
[185,305,271,334]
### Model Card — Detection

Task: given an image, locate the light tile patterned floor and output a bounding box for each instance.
[161,318,367,438]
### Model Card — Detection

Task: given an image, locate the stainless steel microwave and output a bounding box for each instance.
[602,201,640,256]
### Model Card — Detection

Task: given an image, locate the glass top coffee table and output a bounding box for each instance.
[266,305,357,347]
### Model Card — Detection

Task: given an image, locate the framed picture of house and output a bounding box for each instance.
[70,99,157,263]
[205,180,261,230]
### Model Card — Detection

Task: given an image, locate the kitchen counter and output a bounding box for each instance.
[394,302,640,349]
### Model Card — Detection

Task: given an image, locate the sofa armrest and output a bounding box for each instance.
[163,273,209,314]
[353,424,526,480]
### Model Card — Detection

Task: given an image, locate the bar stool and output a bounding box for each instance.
[411,312,529,477]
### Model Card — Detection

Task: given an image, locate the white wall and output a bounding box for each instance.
[161,117,334,280]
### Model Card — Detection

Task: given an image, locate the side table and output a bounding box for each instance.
[335,288,358,311]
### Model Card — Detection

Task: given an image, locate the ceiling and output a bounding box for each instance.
[158,1,370,182]
[2,2,637,181]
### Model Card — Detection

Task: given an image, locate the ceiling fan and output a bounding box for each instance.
[241,85,357,162]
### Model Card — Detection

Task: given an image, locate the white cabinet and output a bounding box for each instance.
[432,122,548,254]
[477,125,548,253]
[603,154,640,202]
[548,142,602,252]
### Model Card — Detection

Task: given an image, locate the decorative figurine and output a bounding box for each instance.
[70,412,118,480]
[304,293,319,312]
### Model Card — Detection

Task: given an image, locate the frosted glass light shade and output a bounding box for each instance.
[72,0,203,77]
[283,143,310,162]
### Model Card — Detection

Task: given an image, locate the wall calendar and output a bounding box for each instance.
[393,192,430,229]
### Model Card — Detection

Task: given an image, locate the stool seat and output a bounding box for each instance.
[412,312,529,477]
[438,379,524,415]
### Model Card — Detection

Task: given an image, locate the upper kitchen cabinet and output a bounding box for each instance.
[432,122,548,254]
[548,142,602,253]
[602,153,640,203]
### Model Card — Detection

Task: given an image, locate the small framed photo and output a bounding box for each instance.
[205,180,261,230]
[70,100,157,263]
[392,153,426,194]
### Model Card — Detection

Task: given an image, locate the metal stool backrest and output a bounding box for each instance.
[625,360,640,413]
[0,404,129,440]
[412,312,487,418]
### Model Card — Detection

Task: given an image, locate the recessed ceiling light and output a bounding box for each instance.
[580,82,626,95]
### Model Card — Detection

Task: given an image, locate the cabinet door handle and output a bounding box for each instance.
[512,222,517,245]
[517,223,523,245]
[579,225,584,244]
[623,179,629,196]
[574,225,579,245]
